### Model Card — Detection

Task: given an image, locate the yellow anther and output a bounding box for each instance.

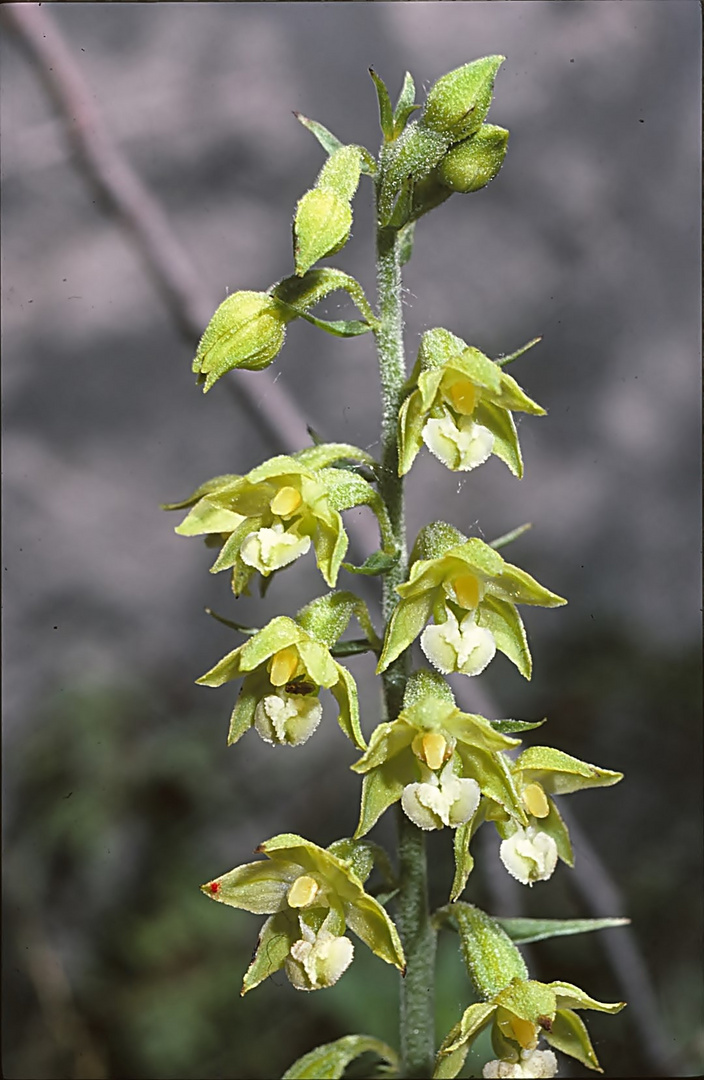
[522,782,550,818]
[448,379,478,416]
[421,732,448,771]
[453,573,481,611]
[287,875,320,908]
[270,486,303,518]
[269,647,300,687]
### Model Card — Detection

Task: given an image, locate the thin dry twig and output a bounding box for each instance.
[4,4,674,1074]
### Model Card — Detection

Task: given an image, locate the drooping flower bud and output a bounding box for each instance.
[294,145,362,275]
[422,56,505,143]
[193,291,292,390]
[438,124,510,193]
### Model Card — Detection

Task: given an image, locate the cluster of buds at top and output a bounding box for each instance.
[377,56,509,228]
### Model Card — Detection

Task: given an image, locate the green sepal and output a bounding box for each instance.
[514,746,624,794]
[422,56,505,142]
[295,443,378,470]
[293,112,376,176]
[377,593,434,672]
[330,662,364,750]
[353,750,416,838]
[474,400,523,477]
[242,909,298,995]
[209,515,258,575]
[342,551,399,577]
[398,387,427,476]
[162,474,242,512]
[547,980,626,1015]
[325,838,375,885]
[434,1003,497,1078]
[281,1034,399,1080]
[228,668,268,745]
[544,1008,603,1072]
[200,860,295,915]
[540,796,574,866]
[497,916,630,946]
[296,590,380,651]
[490,718,545,735]
[479,594,532,679]
[450,815,478,901]
[494,979,557,1024]
[173,498,245,536]
[369,67,394,141]
[403,668,455,707]
[438,903,528,999]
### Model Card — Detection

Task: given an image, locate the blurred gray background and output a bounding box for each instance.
[2,3,701,1079]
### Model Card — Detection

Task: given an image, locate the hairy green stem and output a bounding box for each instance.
[375,220,436,1078]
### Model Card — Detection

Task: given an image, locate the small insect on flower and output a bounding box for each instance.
[209,882,221,895]
[285,678,317,696]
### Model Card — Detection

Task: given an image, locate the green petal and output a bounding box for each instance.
[456,745,527,823]
[398,389,427,476]
[493,367,546,415]
[445,710,520,753]
[473,400,523,478]
[201,860,296,915]
[539,796,574,866]
[489,562,567,608]
[548,981,626,1014]
[296,590,380,651]
[282,1034,398,1080]
[351,719,416,773]
[515,746,623,794]
[377,593,435,672]
[330,662,365,749]
[450,817,477,901]
[544,1008,602,1072]
[313,515,348,587]
[241,910,298,995]
[434,1002,496,1077]
[227,669,267,745]
[196,646,245,687]
[452,346,502,394]
[494,979,557,1024]
[295,638,339,687]
[210,516,259,574]
[162,474,242,512]
[295,443,377,470]
[353,753,416,837]
[478,594,532,679]
[238,617,303,672]
[174,497,246,536]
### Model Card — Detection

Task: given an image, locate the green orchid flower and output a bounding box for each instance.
[201,833,405,995]
[163,443,394,595]
[399,328,545,478]
[196,607,369,750]
[378,522,566,680]
[352,670,523,838]
[488,747,623,886]
[436,976,625,1078]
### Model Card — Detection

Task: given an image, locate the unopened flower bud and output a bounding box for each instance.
[422,56,505,143]
[438,124,509,193]
[294,188,353,276]
[193,291,290,390]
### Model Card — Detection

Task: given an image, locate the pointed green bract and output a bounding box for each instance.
[422,56,505,142]
[294,146,362,275]
[282,1034,399,1080]
[497,916,630,946]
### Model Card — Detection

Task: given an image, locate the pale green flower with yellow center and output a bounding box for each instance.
[201,834,405,995]
[163,443,395,595]
[399,327,545,477]
[378,522,566,681]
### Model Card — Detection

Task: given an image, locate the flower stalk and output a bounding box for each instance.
[375,216,436,1076]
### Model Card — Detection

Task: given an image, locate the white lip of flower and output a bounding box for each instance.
[422,412,494,472]
[253,690,322,746]
[482,1048,558,1079]
[285,924,354,991]
[500,825,559,885]
[421,610,496,677]
[240,521,311,574]
[401,761,480,831]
